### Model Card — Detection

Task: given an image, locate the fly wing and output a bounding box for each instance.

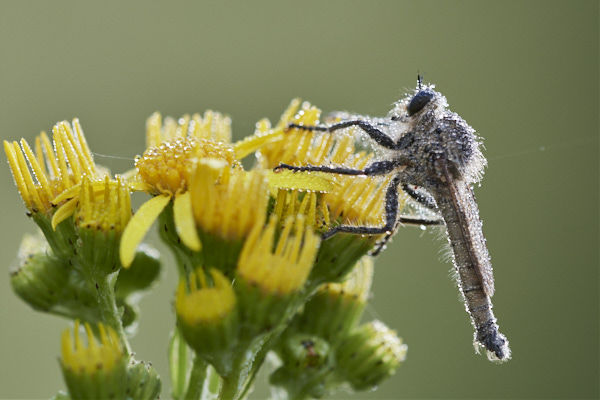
[433,159,495,297]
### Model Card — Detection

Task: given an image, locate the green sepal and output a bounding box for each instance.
[177,307,240,376]
[76,225,121,276]
[30,211,78,262]
[235,277,299,339]
[10,234,101,322]
[157,201,203,277]
[309,233,375,287]
[293,283,366,345]
[197,230,245,279]
[126,360,162,400]
[60,350,128,400]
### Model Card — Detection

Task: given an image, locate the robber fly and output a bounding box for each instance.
[274,76,511,361]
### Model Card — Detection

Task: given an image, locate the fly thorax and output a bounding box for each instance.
[437,113,486,184]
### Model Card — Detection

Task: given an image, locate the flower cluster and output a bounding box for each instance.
[5,101,408,399]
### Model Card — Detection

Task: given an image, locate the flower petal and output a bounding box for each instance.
[51,197,79,229]
[266,170,335,193]
[120,194,170,267]
[173,191,201,251]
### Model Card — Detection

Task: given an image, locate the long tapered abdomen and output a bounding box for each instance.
[430,165,511,361]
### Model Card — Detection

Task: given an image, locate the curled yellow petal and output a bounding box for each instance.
[173,191,201,251]
[266,169,335,193]
[120,194,170,267]
[51,197,79,229]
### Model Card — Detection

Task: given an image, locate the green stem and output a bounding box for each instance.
[82,268,131,355]
[218,335,270,400]
[181,356,208,400]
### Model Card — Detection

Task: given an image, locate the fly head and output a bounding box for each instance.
[390,84,486,189]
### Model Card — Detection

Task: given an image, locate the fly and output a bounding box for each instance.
[274,76,511,361]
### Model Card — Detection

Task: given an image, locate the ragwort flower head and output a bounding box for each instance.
[120,111,242,267]
[135,111,240,197]
[4,119,105,215]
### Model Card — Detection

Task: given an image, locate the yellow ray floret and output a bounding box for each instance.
[75,175,131,232]
[189,158,268,241]
[320,256,374,303]
[4,120,102,214]
[255,100,323,169]
[173,191,202,251]
[237,215,320,295]
[233,98,302,160]
[61,320,124,375]
[51,175,133,230]
[176,268,236,324]
[120,194,171,268]
[146,110,232,149]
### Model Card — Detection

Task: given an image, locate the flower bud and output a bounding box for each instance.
[10,234,69,312]
[175,268,239,375]
[270,333,333,399]
[125,360,162,400]
[236,215,319,337]
[297,256,374,343]
[60,321,128,399]
[335,320,407,391]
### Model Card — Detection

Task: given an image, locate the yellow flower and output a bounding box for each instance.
[255,100,403,236]
[175,268,239,375]
[235,214,320,336]
[63,175,132,273]
[121,108,333,269]
[120,111,239,267]
[4,119,104,215]
[176,268,237,325]
[189,158,268,242]
[237,214,319,296]
[60,321,128,399]
[74,175,131,233]
[61,320,124,374]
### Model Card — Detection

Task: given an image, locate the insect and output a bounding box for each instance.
[274,76,511,361]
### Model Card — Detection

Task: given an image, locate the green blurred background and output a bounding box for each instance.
[1,1,597,399]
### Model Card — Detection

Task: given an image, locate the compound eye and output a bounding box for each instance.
[407,88,435,116]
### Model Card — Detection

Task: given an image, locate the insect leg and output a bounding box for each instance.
[397,215,444,226]
[288,120,399,150]
[274,160,397,176]
[401,183,438,211]
[322,173,403,242]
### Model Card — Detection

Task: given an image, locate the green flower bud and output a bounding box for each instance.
[74,175,131,276]
[175,268,239,375]
[270,334,333,400]
[10,234,70,312]
[335,320,407,391]
[60,321,128,400]
[310,233,375,286]
[126,360,162,400]
[297,257,373,343]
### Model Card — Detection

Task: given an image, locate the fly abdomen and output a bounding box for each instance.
[462,285,510,361]
[429,161,510,361]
